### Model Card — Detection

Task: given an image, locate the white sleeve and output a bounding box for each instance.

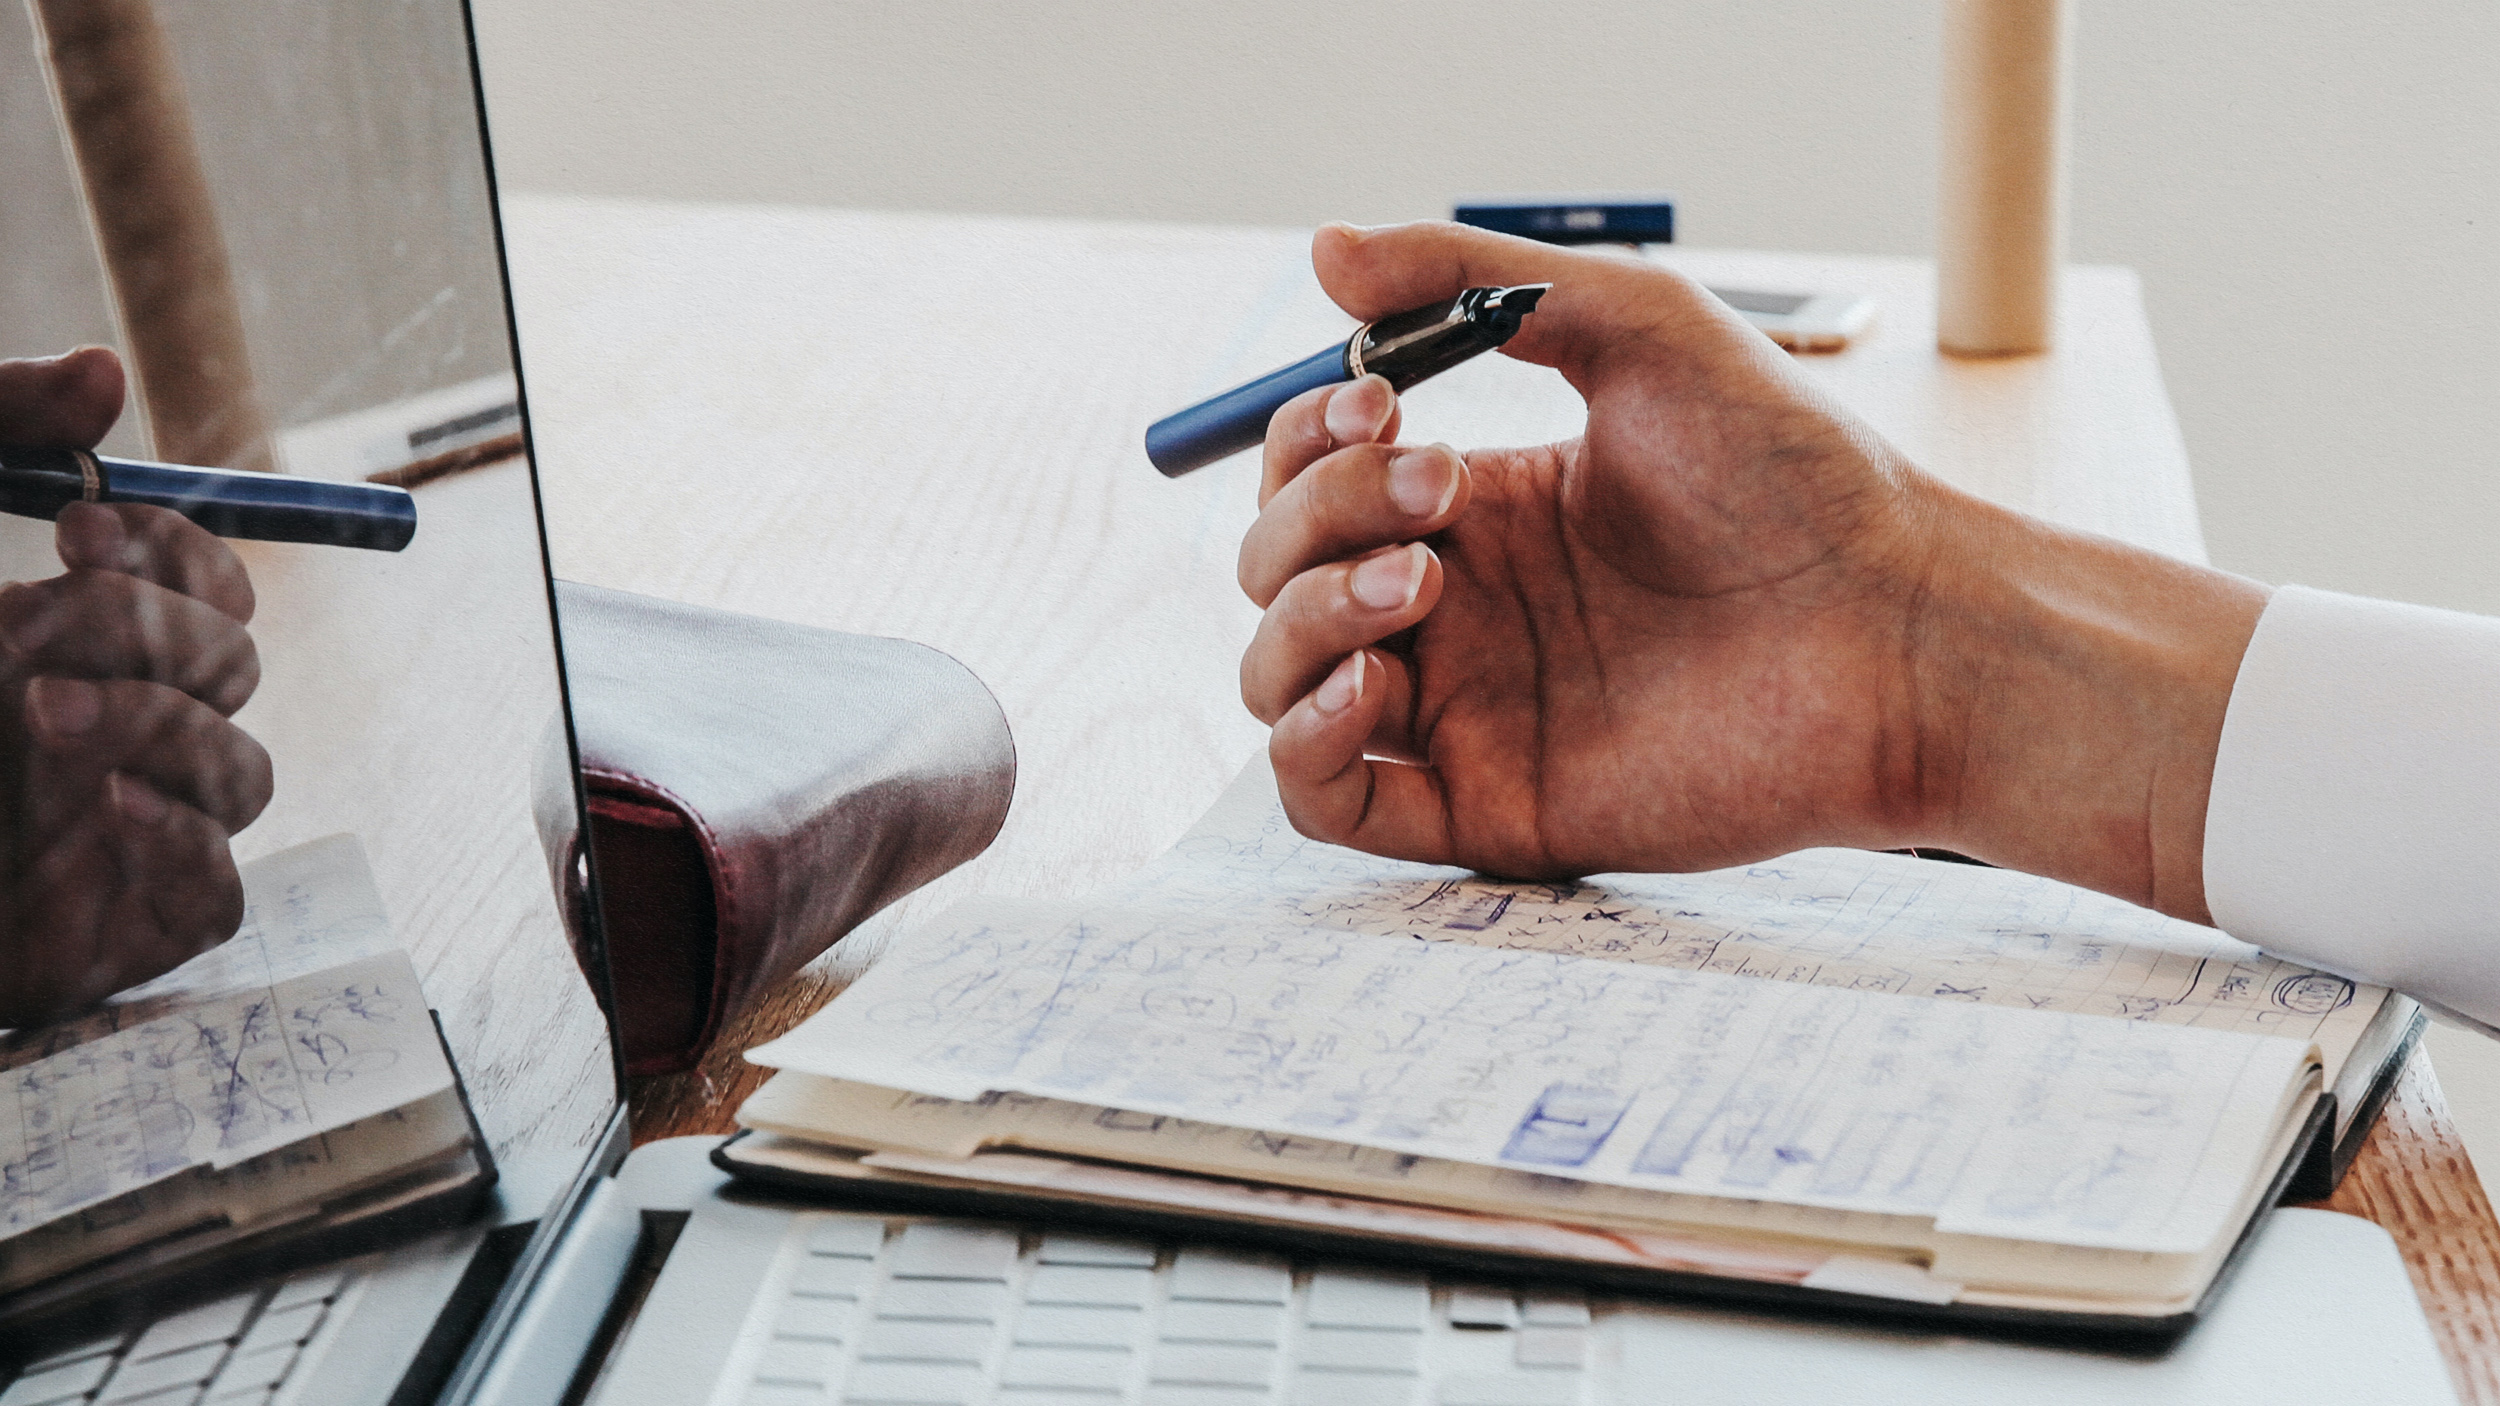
[2204,584,2500,1028]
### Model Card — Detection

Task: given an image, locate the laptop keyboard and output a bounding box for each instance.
[0,1267,360,1406]
[728,1213,1593,1406]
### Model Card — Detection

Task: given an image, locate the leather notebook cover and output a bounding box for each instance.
[538,581,1015,1076]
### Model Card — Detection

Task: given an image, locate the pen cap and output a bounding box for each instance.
[1355,284,1547,392]
[0,447,91,520]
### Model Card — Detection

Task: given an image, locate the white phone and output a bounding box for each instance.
[1702,286,1875,352]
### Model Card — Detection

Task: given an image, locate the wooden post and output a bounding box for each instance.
[1936,0,2071,357]
[27,0,274,471]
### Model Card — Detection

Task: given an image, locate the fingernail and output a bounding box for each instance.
[1319,221,1378,240]
[110,772,169,826]
[1324,375,1394,446]
[1387,444,1461,518]
[1313,651,1366,714]
[1350,542,1428,611]
[26,677,100,739]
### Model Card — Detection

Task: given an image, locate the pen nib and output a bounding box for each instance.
[1490,283,1551,314]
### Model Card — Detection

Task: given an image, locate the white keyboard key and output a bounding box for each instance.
[1434,1373,1582,1406]
[806,1216,889,1258]
[206,1346,298,1397]
[1304,1271,1429,1331]
[998,1345,1131,1391]
[754,1337,844,1386]
[875,1280,1009,1322]
[791,1256,876,1300]
[233,1302,324,1358]
[1148,1343,1275,1388]
[130,1295,258,1360]
[0,1352,115,1406]
[998,1393,1131,1406]
[1158,1300,1285,1345]
[267,1272,347,1313]
[1012,1304,1144,1348]
[1034,1233,1157,1267]
[1293,1369,1414,1406]
[1167,1248,1290,1305]
[775,1296,856,1342]
[745,1385,827,1406]
[857,1318,994,1365]
[1025,1264,1152,1309]
[1517,1294,1588,1328]
[1513,1326,1586,1369]
[889,1224,1020,1282]
[1445,1288,1520,1329]
[98,1342,226,1402]
[1143,1388,1270,1406]
[1299,1327,1422,1374]
[840,1361,985,1404]
[18,1338,121,1374]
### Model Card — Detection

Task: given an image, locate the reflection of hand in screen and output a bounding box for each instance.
[0,348,272,1025]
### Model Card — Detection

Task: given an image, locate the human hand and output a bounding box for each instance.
[0,348,271,1025]
[1240,223,2265,919]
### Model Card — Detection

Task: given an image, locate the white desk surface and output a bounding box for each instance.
[499,194,2497,1401]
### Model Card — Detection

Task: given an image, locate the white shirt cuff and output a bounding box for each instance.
[2205,585,2500,1026]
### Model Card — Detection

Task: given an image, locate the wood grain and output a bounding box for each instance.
[2309,1050,2500,1403]
[500,197,2500,1389]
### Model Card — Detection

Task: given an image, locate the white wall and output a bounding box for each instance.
[472,0,2500,612]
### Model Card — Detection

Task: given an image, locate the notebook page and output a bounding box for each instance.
[1110,757,2383,1070]
[0,834,398,1069]
[0,948,454,1236]
[751,900,2313,1254]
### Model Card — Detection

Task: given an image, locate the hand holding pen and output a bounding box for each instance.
[1236,220,1984,879]
[0,348,272,1025]
[1233,221,2268,931]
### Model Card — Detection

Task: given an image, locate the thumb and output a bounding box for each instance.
[1310,220,1751,389]
[0,347,127,449]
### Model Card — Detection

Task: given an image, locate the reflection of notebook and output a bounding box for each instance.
[0,837,493,1335]
[718,759,2426,1339]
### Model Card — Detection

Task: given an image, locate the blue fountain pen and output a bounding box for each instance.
[1145,282,1550,478]
[0,446,416,551]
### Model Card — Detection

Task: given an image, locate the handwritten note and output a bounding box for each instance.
[1,835,398,1070]
[1110,758,2384,1073]
[0,949,451,1237]
[753,900,2312,1253]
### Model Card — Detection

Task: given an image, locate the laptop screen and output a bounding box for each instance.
[0,0,618,1349]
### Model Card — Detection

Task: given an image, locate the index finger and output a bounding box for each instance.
[54,502,255,623]
[1260,373,1404,507]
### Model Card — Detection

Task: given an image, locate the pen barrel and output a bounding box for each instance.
[1354,316,1506,393]
[0,447,418,551]
[1145,344,1350,478]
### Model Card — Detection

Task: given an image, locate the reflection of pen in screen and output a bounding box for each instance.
[1145,283,1550,478]
[0,446,416,551]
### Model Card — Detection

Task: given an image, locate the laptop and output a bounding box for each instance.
[0,3,2459,1403]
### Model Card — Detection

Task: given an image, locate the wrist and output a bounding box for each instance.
[1900,483,2269,921]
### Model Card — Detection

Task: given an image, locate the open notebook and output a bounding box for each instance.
[0,837,492,1335]
[720,758,2419,1338]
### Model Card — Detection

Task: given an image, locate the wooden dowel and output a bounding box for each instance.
[28,0,273,472]
[1936,0,2070,357]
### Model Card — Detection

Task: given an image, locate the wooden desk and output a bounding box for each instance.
[502,194,2500,1396]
